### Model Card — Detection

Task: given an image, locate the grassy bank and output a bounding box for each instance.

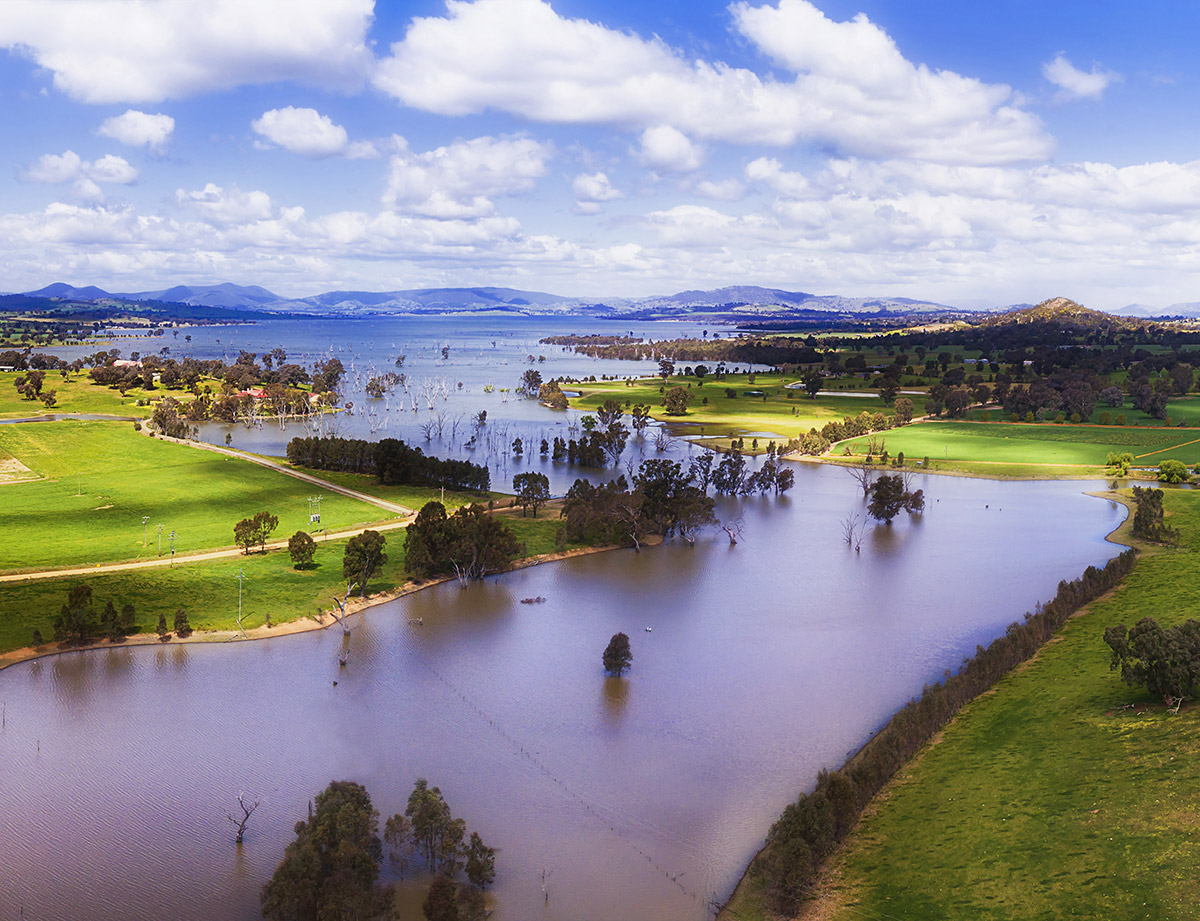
[0,370,158,418]
[843,420,1200,468]
[569,373,924,444]
[0,509,581,659]
[760,490,1200,921]
[0,421,393,572]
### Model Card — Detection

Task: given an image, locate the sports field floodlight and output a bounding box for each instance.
[157,523,163,556]
[142,516,150,547]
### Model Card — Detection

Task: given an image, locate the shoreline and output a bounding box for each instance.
[716,487,1139,921]
[0,539,640,673]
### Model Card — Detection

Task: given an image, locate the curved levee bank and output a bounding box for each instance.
[717,489,1140,921]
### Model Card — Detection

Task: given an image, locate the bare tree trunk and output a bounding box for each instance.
[225,793,260,845]
[329,584,356,636]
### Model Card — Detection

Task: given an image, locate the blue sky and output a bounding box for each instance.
[3,0,1200,308]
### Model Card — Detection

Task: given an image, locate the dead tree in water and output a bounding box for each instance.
[225,793,260,845]
[841,513,866,553]
[721,516,744,545]
[844,463,875,497]
[329,584,357,637]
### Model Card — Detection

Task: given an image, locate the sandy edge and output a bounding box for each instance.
[0,539,648,673]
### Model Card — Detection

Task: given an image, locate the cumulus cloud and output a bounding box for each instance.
[383,135,552,218]
[251,107,364,158]
[22,150,138,201]
[571,171,623,213]
[1042,54,1119,101]
[176,183,276,226]
[638,126,704,172]
[374,0,1049,164]
[0,0,374,103]
[98,110,175,151]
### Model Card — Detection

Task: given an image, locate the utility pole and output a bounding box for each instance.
[169,530,177,565]
[142,516,150,548]
[157,523,163,556]
[76,473,82,496]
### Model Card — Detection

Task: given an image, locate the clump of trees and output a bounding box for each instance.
[513,472,550,517]
[1105,617,1200,705]
[562,458,717,549]
[1158,458,1190,484]
[750,549,1136,913]
[51,583,139,645]
[404,503,520,585]
[662,386,690,415]
[1130,485,1180,545]
[286,436,490,493]
[234,511,280,554]
[603,632,632,676]
[866,474,925,523]
[261,780,393,921]
[387,777,496,919]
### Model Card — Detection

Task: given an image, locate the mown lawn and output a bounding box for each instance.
[819,491,1200,921]
[570,373,925,443]
[0,421,394,571]
[0,509,578,656]
[844,421,1200,467]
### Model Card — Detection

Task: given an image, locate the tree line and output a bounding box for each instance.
[748,548,1137,914]
[39,582,191,647]
[286,436,491,493]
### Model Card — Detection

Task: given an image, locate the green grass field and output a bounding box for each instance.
[284,465,495,511]
[0,421,394,572]
[844,421,1200,468]
[813,490,1200,920]
[570,374,925,444]
[0,370,160,418]
[0,509,579,656]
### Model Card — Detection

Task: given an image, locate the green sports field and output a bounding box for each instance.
[844,421,1200,467]
[0,421,394,572]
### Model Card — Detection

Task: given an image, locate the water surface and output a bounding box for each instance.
[0,467,1124,920]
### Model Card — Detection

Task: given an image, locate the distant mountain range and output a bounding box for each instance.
[22,280,1200,320]
[21,281,967,318]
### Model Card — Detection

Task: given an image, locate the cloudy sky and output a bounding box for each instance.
[2,0,1199,307]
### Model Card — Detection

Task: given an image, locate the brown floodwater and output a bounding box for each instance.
[0,467,1124,921]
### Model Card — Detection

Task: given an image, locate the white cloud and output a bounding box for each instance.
[572,171,623,202]
[694,178,746,201]
[638,126,704,172]
[374,0,1050,165]
[1042,54,1119,101]
[745,157,812,198]
[252,107,352,157]
[176,183,276,226]
[98,110,175,151]
[383,135,552,218]
[22,150,138,201]
[0,0,374,103]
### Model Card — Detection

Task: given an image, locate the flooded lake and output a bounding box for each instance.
[0,466,1125,920]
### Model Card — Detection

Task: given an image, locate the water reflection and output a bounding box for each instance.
[601,676,631,728]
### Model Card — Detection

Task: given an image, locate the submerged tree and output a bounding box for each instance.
[866,474,925,524]
[261,780,390,921]
[603,632,633,677]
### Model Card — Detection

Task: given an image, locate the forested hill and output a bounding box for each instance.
[983,297,1145,335]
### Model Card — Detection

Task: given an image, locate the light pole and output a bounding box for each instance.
[157,523,163,556]
[169,530,177,566]
[142,516,150,548]
[308,495,322,531]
